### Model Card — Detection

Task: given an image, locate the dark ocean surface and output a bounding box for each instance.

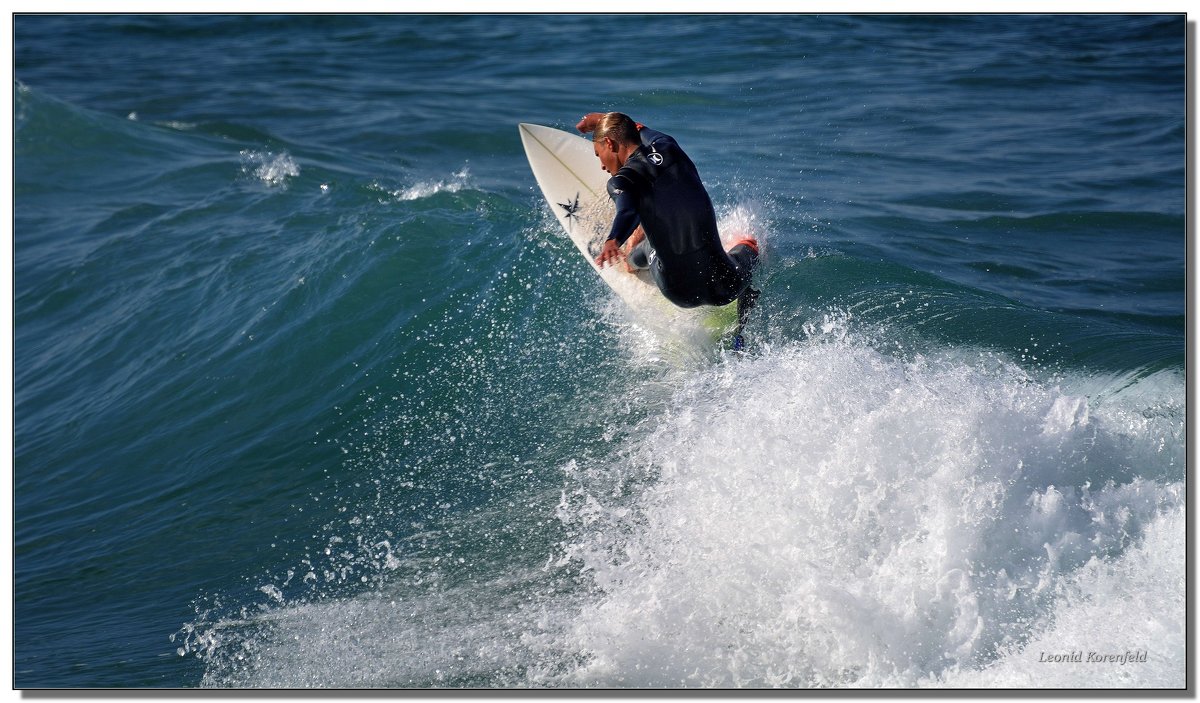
[14,14,1186,688]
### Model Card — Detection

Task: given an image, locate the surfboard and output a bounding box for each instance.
[517,123,738,346]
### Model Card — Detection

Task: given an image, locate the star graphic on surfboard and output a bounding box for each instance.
[557,193,581,228]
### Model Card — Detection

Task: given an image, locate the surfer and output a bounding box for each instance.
[576,112,760,343]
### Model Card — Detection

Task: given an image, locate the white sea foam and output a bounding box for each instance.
[239,149,300,188]
[188,325,1184,689]
[716,202,766,249]
[381,165,471,202]
[540,328,1184,687]
[191,567,568,688]
[935,505,1184,688]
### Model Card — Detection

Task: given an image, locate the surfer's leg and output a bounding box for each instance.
[736,285,760,325]
[728,240,760,323]
[728,239,760,352]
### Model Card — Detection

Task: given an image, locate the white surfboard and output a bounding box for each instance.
[517,123,737,345]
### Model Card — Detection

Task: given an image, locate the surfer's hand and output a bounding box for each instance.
[576,113,603,133]
[595,239,622,267]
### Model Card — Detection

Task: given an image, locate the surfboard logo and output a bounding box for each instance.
[557,193,582,229]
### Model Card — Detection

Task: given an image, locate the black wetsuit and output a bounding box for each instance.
[606,127,757,309]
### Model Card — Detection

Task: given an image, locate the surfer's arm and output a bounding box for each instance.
[597,196,638,267]
[606,188,640,245]
[576,113,604,133]
[597,182,640,267]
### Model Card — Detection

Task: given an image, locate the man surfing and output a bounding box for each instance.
[576,112,760,348]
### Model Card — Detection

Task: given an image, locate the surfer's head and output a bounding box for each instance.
[593,112,639,146]
[592,112,639,175]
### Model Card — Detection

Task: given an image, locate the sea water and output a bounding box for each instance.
[13,14,1186,688]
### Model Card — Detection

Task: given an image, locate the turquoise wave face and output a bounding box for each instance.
[14,14,1184,689]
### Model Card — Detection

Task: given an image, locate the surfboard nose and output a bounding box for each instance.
[517,123,537,148]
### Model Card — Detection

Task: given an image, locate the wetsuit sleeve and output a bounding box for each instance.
[606,175,641,245]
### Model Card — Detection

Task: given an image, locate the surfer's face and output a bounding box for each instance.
[594,136,623,175]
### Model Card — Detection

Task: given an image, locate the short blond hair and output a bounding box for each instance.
[593,112,639,146]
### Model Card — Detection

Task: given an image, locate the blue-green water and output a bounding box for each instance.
[14,14,1186,688]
